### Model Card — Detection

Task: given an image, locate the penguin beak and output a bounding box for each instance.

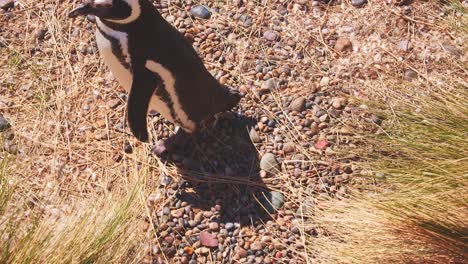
[68,2,93,18]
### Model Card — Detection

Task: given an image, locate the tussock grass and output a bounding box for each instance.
[302,1,468,263]
[304,87,467,262]
[0,158,146,264]
[365,82,468,255]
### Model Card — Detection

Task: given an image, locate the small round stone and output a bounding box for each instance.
[260,191,285,213]
[249,128,261,143]
[290,97,306,112]
[262,78,279,90]
[351,0,367,7]
[260,153,280,174]
[404,69,418,81]
[209,222,219,231]
[225,222,235,231]
[335,37,353,52]
[263,30,278,41]
[0,115,11,132]
[191,5,211,19]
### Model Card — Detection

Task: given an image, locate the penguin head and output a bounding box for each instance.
[69,0,141,23]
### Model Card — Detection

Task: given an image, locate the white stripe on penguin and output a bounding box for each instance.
[145,60,196,132]
[96,18,131,66]
[105,0,141,24]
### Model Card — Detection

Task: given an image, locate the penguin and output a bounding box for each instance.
[69,0,241,144]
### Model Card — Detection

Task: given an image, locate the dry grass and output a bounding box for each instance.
[1,0,467,263]
[0,164,146,264]
[301,1,468,263]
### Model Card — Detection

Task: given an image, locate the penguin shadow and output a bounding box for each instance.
[156,113,273,225]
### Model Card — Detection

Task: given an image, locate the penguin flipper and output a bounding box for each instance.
[127,67,159,142]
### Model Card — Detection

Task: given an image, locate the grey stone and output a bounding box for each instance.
[249,128,261,143]
[442,44,463,58]
[191,5,211,19]
[262,78,279,90]
[351,0,367,7]
[225,222,235,231]
[282,142,295,154]
[260,153,279,174]
[3,141,18,154]
[290,96,306,112]
[0,115,11,132]
[397,39,411,52]
[404,69,418,81]
[263,30,278,41]
[161,175,172,186]
[260,191,285,213]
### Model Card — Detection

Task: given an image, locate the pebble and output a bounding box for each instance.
[160,175,172,186]
[200,230,219,247]
[86,14,96,23]
[335,37,353,52]
[191,5,211,19]
[263,30,278,41]
[260,153,280,174]
[236,246,248,258]
[319,114,329,122]
[249,128,261,143]
[282,142,295,154]
[332,98,344,109]
[0,115,11,132]
[263,78,279,90]
[3,141,18,154]
[442,44,463,58]
[36,28,47,41]
[195,247,210,255]
[123,142,133,154]
[209,222,219,231]
[404,69,418,81]
[314,139,330,150]
[164,236,174,244]
[351,0,367,7]
[107,99,121,109]
[371,115,382,125]
[250,241,262,251]
[290,96,306,112]
[397,39,411,52]
[260,191,285,213]
[171,208,184,218]
[225,222,235,231]
[320,77,330,87]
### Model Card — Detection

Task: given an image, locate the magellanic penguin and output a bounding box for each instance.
[69,0,241,142]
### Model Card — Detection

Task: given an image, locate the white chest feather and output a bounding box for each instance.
[96,19,132,90]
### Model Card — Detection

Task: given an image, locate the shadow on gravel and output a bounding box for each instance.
[157,113,273,225]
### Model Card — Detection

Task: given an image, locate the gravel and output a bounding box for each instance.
[2,0,410,263]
